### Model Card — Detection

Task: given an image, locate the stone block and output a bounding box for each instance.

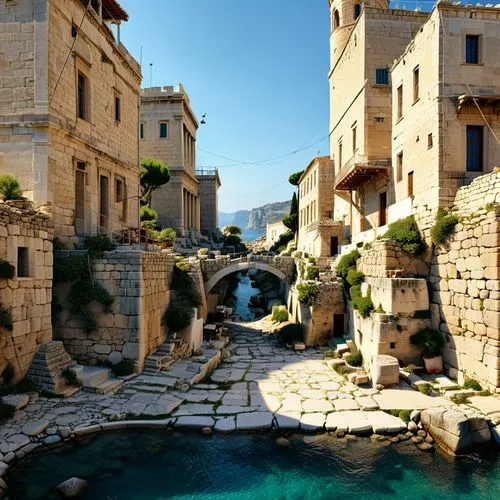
[371,355,399,387]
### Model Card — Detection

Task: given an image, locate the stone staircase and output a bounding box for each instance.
[26,341,75,394]
[143,339,190,374]
[72,365,123,395]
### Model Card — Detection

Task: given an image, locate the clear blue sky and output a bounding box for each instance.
[118,1,438,212]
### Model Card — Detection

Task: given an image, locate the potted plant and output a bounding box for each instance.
[410,329,445,374]
[157,228,176,249]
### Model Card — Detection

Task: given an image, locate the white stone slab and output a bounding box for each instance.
[215,417,236,433]
[22,420,49,437]
[334,399,359,411]
[364,411,406,434]
[300,413,326,432]
[236,412,274,430]
[325,412,348,432]
[274,412,301,430]
[342,411,373,434]
[302,399,334,413]
[174,416,215,429]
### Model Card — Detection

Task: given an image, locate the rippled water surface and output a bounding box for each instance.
[9,431,499,499]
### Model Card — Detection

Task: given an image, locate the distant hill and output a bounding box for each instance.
[219,200,291,232]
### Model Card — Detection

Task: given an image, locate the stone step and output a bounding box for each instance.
[74,366,112,388]
[86,378,123,395]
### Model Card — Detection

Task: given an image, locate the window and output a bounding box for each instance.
[140,123,144,139]
[17,247,29,278]
[115,177,124,202]
[397,85,403,120]
[333,10,340,30]
[114,96,121,122]
[465,35,479,64]
[354,4,361,20]
[352,126,357,153]
[396,152,403,182]
[77,71,89,121]
[338,141,343,169]
[413,66,419,102]
[90,0,101,15]
[375,68,389,85]
[408,171,414,197]
[428,133,433,149]
[466,125,484,172]
[159,122,168,138]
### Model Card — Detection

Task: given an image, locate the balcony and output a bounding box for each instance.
[334,154,391,191]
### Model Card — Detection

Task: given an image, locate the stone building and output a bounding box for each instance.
[0,201,53,383]
[390,2,500,235]
[329,0,427,247]
[297,156,342,258]
[0,0,142,245]
[140,85,221,237]
[266,220,288,249]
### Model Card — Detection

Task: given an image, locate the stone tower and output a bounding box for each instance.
[329,0,388,68]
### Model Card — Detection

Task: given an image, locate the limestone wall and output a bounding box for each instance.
[430,171,500,390]
[358,239,428,278]
[0,201,53,383]
[54,249,175,370]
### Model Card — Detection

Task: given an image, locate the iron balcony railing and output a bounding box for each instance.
[195,168,219,176]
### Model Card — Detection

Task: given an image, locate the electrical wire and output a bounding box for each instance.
[49,0,91,106]
[198,134,328,168]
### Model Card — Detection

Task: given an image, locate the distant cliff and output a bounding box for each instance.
[219,200,291,231]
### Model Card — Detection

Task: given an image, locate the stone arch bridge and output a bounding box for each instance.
[200,254,296,296]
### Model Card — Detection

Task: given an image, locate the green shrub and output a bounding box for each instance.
[410,329,445,358]
[0,403,16,421]
[0,259,15,280]
[140,205,158,222]
[141,220,158,231]
[158,227,176,244]
[0,306,13,331]
[83,234,115,257]
[305,266,319,280]
[463,378,482,391]
[297,282,319,306]
[171,261,200,307]
[430,213,459,245]
[350,285,373,318]
[345,351,363,367]
[163,301,194,333]
[272,309,289,323]
[271,231,294,253]
[417,383,432,395]
[383,215,425,256]
[112,359,136,377]
[403,364,416,374]
[308,257,316,264]
[61,368,82,387]
[277,323,303,345]
[336,249,360,280]
[398,409,411,424]
[450,393,468,405]
[0,175,23,200]
[347,270,364,287]
[0,378,38,397]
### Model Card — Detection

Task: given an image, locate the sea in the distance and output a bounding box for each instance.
[241,228,265,241]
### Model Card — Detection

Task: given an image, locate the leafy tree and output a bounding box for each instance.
[282,192,299,233]
[0,175,23,200]
[222,225,242,236]
[140,158,170,206]
[288,170,304,186]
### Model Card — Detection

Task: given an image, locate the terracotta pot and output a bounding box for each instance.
[424,355,443,374]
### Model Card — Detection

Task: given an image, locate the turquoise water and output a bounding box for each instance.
[8,431,499,499]
[227,272,261,321]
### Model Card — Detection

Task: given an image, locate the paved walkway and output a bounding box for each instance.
[1,319,499,460]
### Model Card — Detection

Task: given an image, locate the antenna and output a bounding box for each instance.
[139,46,143,67]
[149,62,153,87]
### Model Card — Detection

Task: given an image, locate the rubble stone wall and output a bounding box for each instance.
[430,171,500,390]
[54,249,175,370]
[0,201,53,383]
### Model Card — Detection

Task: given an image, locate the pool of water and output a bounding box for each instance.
[8,431,499,499]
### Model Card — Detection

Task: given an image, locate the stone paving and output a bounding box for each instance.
[1,319,500,472]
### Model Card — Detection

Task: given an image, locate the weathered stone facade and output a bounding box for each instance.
[430,171,500,390]
[0,0,141,245]
[0,201,53,383]
[358,239,428,278]
[54,249,175,370]
[140,86,222,237]
[297,156,343,257]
